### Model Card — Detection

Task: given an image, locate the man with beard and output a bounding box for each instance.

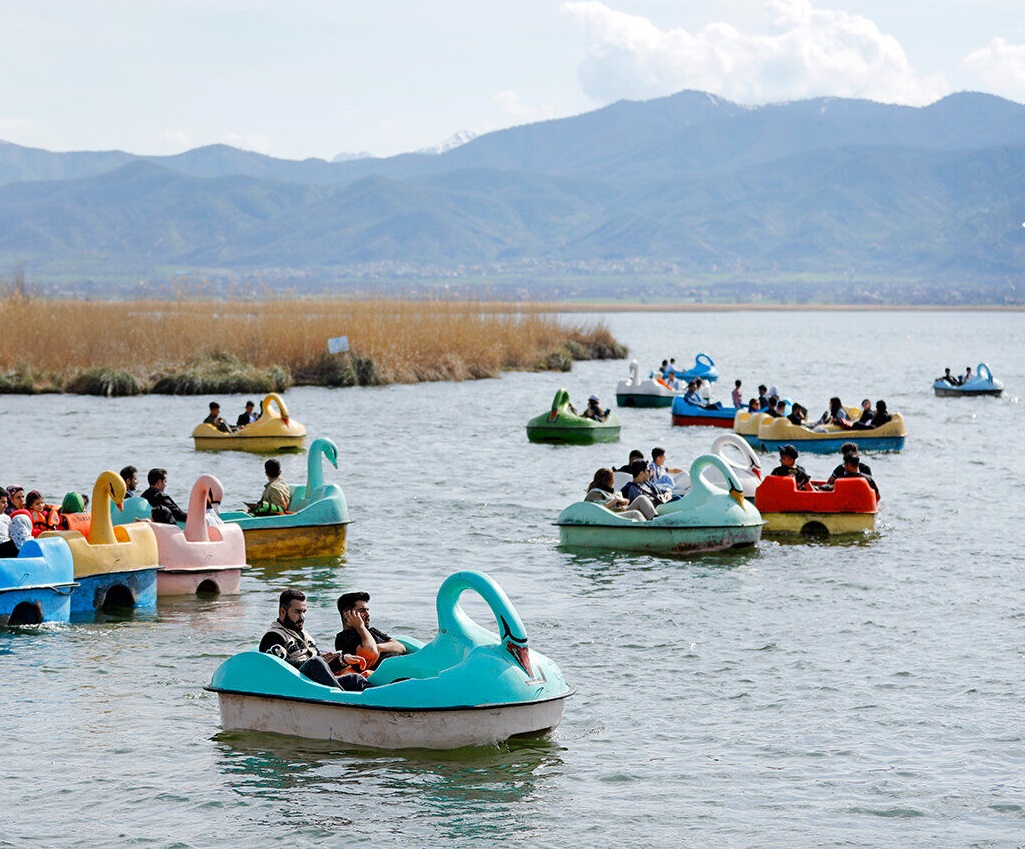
[259,589,368,691]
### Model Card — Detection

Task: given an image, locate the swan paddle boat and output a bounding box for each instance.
[672,434,763,500]
[670,353,719,384]
[757,413,907,454]
[670,395,741,428]
[615,360,682,408]
[218,437,350,559]
[207,570,572,750]
[193,392,306,452]
[557,455,763,555]
[149,475,247,595]
[933,363,1004,397]
[40,471,159,614]
[0,536,77,626]
[526,389,621,444]
[754,475,878,535]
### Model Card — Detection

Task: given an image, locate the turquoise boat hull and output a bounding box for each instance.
[0,537,77,626]
[616,392,673,408]
[206,571,573,749]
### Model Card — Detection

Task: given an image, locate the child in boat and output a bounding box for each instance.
[246,459,291,515]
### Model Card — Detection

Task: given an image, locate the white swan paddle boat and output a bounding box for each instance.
[206,570,572,750]
[558,455,763,555]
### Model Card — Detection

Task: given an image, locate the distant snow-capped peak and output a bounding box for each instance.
[416,130,478,155]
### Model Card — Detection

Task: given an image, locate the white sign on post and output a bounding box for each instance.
[327,336,350,354]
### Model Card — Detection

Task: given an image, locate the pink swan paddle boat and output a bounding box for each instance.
[152,475,248,596]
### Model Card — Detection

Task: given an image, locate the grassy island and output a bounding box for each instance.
[0,297,627,395]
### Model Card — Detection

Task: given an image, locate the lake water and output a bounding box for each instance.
[1,310,1023,848]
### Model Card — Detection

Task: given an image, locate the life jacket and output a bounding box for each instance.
[263,619,318,666]
[30,505,61,537]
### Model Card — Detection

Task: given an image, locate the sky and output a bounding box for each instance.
[2,0,1025,161]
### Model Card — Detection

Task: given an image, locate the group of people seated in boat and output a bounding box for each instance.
[0,484,93,555]
[937,366,975,386]
[0,459,294,557]
[259,588,407,691]
[771,443,880,498]
[201,399,262,434]
[586,446,685,520]
[746,393,891,431]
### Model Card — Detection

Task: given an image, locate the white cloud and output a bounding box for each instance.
[154,129,193,154]
[962,37,1025,99]
[563,0,948,106]
[492,89,558,122]
[223,131,273,154]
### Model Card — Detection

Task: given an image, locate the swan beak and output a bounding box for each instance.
[730,488,746,509]
[282,415,290,425]
[506,642,534,678]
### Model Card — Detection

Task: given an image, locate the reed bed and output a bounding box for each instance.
[0,296,626,394]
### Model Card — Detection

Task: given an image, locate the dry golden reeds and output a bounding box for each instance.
[0,296,626,393]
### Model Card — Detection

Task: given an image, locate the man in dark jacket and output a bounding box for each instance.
[141,468,188,524]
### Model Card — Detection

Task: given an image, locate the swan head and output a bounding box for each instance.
[497,613,533,676]
[97,470,127,511]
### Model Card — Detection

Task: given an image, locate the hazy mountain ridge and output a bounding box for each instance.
[0,90,1023,298]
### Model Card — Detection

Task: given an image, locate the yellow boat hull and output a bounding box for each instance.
[193,433,306,452]
[761,512,876,535]
[241,524,347,560]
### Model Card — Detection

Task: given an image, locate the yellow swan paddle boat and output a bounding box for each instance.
[192,392,306,452]
[40,471,159,614]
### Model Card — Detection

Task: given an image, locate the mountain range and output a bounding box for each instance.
[1,90,1024,301]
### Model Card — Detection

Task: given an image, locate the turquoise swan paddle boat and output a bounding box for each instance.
[206,570,572,750]
[557,454,763,555]
[526,389,621,444]
[0,536,77,626]
[218,436,351,559]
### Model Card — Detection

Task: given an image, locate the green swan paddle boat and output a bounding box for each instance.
[557,454,763,555]
[526,389,621,445]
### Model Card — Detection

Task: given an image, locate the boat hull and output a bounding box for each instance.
[212,690,568,750]
[760,435,905,454]
[241,523,348,560]
[158,567,243,596]
[71,569,158,614]
[933,386,1002,397]
[558,522,761,554]
[526,424,621,444]
[761,512,876,535]
[0,582,77,626]
[193,435,305,452]
[671,411,737,428]
[616,392,674,408]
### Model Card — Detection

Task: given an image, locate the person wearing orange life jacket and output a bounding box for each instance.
[334,591,407,671]
[25,490,60,537]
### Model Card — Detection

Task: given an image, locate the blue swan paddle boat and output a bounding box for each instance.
[671,353,719,384]
[0,536,77,626]
[933,363,1004,397]
[206,570,572,749]
[557,454,763,554]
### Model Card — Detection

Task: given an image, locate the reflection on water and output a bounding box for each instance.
[214,730,566,842]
